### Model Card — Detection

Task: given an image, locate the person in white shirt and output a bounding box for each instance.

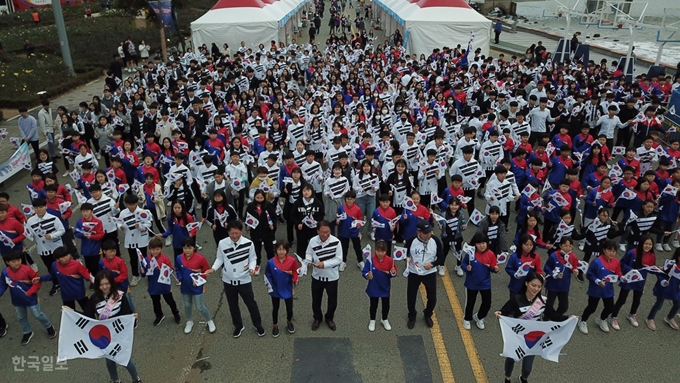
[305,221,343,331]
[225,151,249,216]
[26,198,65,296]
[484,166,514,226]
[207,220,265,337]
[405,220,444,329]
[117,194,151,287]
[595,105,627,150]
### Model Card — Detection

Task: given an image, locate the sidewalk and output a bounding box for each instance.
[0,76,107,164]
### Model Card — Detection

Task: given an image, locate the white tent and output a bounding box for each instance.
[191,0,308,52]
[373,0,492,57]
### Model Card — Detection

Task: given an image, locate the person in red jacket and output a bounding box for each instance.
[44,174,72,203]
[265,241,299,337]
[0,193,26,224]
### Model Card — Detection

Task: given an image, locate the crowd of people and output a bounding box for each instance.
[5,0,680,380]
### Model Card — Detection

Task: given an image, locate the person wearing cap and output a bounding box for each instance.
[405,219,444,329]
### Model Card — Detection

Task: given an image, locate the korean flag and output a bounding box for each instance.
[245,213,260,229]
[157,264,173,285]
[619,189,636,200]
[58,309,135,366]
[468,209,485,226]
[393,246,407,261]
[21,203,35,216]
[403,196,418,211]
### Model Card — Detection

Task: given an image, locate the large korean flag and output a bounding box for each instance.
[58,309,135,365]
[499,316,578,362]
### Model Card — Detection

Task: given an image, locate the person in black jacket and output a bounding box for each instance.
[245,190,278,273]
[495,272,570,383]
[292,184,325,257]
[78,270,141,383]
[205,190,239,246]
[281,167,307,245]
[130,104,153,144]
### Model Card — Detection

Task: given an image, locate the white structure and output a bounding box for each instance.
[372,0,492,56]
[191,0,309,51]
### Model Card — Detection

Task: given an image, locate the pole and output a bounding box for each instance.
[622,23,634,83]
[562,12,570,61]
[156,0,168,62]
[51,0,75,76]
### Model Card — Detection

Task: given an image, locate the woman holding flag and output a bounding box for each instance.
[264,241,298,337]
[609,236,656,330]
[336,190,365,272]
[505,235,543,300]
[79,270,142,383]
[494,271,569,383]
[157,201,198,266]
[578,240,623,334]
[440,198,467,277]
[245,190,277,275]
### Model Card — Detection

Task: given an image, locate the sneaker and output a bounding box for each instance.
[272,325,280,337]
[627,315,639,327]
[164,237,172,246]
[618,244,626,252]
[134,319,138,329]
[407,320,415,329]
[456,265,464,277]
[49,285,60,296]
[664,317,679,330]
[646,319,656,331]
[21,332,33,346]
[576,273,585,283]
[462,320,471,330]
[47,326,56,339]
[184,321,194,334]
[357,261,365,270]
[0,324,7,338]
[204,320,215,333]
[673,240,680,248]
[609,317,620,330]
[381,319,392,331]
[655,243,664,252]
[578,321,588,334]
[254,266,260,276]
[438,266,445,276]
[175,279,181,286]
[286,321,295,334]
[30,263,38,272]
[370,232,375,241]
[473,313,485,330]
[578,242,585,251]
[233,325,245,337]
[153,316,165,326]
[173,312,181,324]
[424,317,434,328]
[130,276,141,287]
[196,244,203,251]
[596,318,610,333]
[339,262,347,272]
[664,243,672,252]
[368,320,376,332]
[61,171,69,178]
[256,325,266,336]
[96,153,101,159]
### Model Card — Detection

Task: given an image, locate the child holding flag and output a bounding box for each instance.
[372,194,398,256]
[362,240,397,332]
[462,232,500,330]
[336,190,364,272]
[100,240,137,327]
[245,190,278,275]
[176,239,215,334]
[579,240,623,334]
[74,203,105,278]
[609,236,656,329]
[143,237,181,326]
[40,246,93,310]
[0,251,56,345]
[543,235,580,319]
[646,249,680,330]
[264,241,298,337]
[440,198,468,277]
[158,201,198,261]
[505,235,543,300]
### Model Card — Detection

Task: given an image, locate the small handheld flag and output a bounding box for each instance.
[190,273,207,286]
[245,213,260,229]
[602,274,619,283]
[403,196,417,211]
[371,218,385,228]
[351,219,366,229]
[620,269,644,283]
[463,243,476,262]
[514,262,534,278]
[577,260,588,274]
[336,212,347,221]
[522,184,536,197]
[497,252,509,264]
[157,264,173,285]
[21,203,35,216]
[393,246,407,261]
[612,146,626,156]
[468,209,485,226]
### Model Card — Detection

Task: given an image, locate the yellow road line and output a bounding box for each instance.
[442,273,489,383]
[419,284,456,383]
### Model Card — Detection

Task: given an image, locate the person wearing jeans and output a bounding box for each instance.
[353,160,379,239]
[176,240,215,334]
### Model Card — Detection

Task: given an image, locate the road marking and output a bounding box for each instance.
[419,284,455,383]
[442,272,489,383]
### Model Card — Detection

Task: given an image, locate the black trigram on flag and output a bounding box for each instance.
[540,337,553,349]
[109,343,122,358]
[515,346,526,360]
[74,340,89,355]
[550,325,561,331]
[112,318,125,334]
[75,317,90,329]
[511,324,526,334]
